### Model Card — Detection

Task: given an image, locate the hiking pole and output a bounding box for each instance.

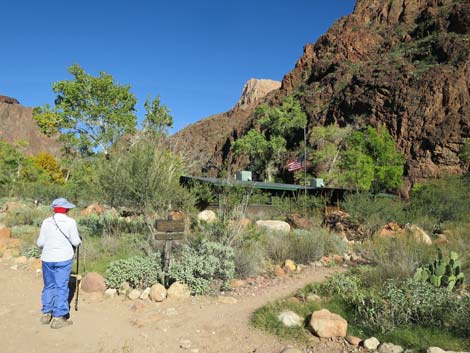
[74,245,80,311]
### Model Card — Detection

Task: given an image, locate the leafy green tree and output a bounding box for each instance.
[142,95,173,136]
[340,126,404,192]
[231,96,306,181]
[33,64,137,156]
[96,138,193,244]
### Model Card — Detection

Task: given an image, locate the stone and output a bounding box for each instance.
[306,294,321,302]
[118,282,130,296]
[0,227,12,240]
[217,296,237,304]
[127,289,141,300]
[104,288,117,298]
[363,337,380,350]
[404,224,432,245]
[255,220,291,233]
[80,204,106,216]
[274,265,285,277]
[81,272,107,293]
[140,287,150,300]
[167,281,191,299]
[343,253,351,262]
[197,210,217,223]
[426,348,446,353]
[286,213,314,229]
[230,279,246,288]
[278,310,303,327]
[284,259,296,271]
[346,336,362,346]
[282,265,292,274]
[149,283,167,302]
[378,343,404,353]
[14,256,27,264]
[309,309,347,338]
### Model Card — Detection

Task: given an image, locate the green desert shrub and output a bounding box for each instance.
[342,193,408,234]
[409,175,470,226]
[168,240,235,295]
[78,213,147,238]
[233,240,267,278]
[22,244,41,258]
[361,234,435,285]
[105,253,162,289]
[4,205,50,227]
[263,229,347,265]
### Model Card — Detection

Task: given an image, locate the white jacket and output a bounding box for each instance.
[37,213,82,262]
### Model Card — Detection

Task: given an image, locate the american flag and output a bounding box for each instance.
[286,155,304,172]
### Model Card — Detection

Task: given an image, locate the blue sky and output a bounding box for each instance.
[1,1,354,132]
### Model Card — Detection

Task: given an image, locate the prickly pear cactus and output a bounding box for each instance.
[414,249,465,291]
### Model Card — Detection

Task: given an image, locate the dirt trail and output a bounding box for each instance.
[0,259,342,353]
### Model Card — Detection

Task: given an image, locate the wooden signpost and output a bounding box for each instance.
[154,219,185,286]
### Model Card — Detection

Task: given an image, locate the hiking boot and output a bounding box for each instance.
[40,313,52,324]
[50,317,73,329]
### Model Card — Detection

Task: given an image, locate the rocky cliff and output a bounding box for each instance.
[0,96,60,156]
[171,78,281,175]
[174,0,470,192]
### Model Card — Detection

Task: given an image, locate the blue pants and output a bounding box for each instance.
[41,259,73,317]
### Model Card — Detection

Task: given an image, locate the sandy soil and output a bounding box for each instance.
[0,259,349,353]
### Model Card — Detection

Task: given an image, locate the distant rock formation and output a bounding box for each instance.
[0,95,60,156]
[234,79,281,110]
[173,0,470,194]
[171,78,281,175]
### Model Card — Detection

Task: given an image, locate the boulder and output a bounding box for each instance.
[286,213,314,229]
[278,310,303,327]
[346,336,362,346]
[197,210,218,223]
[167,281,191,299]
[149,283,167,302]
[284,259,296,272]
[405,224,432,245]
[127,289,141,300]
[80,204,105,216]
[378,222,404,238]
[426,348,446,353]
[81,272,107,293]
[306,294,321,302]
[255,220,291,233]
[323,210,366,240]
[309,309,348,338]
[363,337,380,350]
[274,265,285,277]
[378,343,404,353]
[140,287,150,300]
[104,288,117,298]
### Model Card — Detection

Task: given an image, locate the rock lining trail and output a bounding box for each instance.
[0,259,344,353]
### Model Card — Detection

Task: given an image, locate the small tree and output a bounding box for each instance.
[33,64,137,157]
[96,138,193,246]
[142,95,173,136]
[231,96,306,181]
[340,126,404,192]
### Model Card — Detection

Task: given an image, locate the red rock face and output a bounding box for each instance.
[0,98,60,156]
[175,0,470,191]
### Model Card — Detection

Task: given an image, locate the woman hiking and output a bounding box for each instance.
[37,198,81,329]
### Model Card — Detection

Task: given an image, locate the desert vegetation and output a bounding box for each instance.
[1,63,469,352]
